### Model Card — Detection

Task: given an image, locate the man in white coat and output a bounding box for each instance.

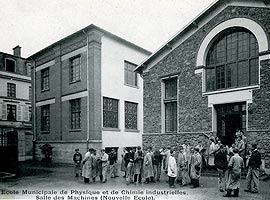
[100,149,109,183]
[168,150,177,188]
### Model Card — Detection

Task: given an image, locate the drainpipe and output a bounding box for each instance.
[28,56,36,161]
[83,29,90,151]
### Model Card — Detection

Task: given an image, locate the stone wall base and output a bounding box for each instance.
[34,141,102,164]
[143,131,270,169]
[143,132,208,151]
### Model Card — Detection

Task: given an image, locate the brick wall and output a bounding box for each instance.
[142,5,270,167]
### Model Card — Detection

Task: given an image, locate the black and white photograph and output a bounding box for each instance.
[0,0,270,199]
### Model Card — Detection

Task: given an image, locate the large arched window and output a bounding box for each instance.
[206,28,259,91]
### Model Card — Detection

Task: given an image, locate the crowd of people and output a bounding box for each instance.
[73,129,262,198]
[203,130,262,197]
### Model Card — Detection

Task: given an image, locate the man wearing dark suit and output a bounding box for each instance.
[244,143,262,193]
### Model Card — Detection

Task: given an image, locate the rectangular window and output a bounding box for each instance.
[164,77,177,132]
[103,97,118,128]
[216,37,226,64]
[70,56,81,83]
[7,83,16,98]
[41,105,50,132]
[125,101,138,130]
[26,63,32,76]
[250,58,259,85]
[226,63,237,88]
[5,59,16,72]
[29,106,32,122]
[238,32,249,60]
[226,32,237,62]
[29,86,32,101]
[7,104,16,121]
[237,60,249,86]
[216,65,225,89]
[124,61,138,87]
[165,102,177,132]
[41,68,49,91]
[70,98,81,129]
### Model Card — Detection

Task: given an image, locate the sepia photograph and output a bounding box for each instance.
[0,0,270,199]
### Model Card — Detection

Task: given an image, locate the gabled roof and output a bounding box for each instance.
[135,0,270,74]
[29,24,151,59]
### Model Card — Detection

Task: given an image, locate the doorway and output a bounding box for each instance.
[215,102,246,146]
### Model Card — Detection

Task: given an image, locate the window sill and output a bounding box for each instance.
[41,89,50,93]
[7,96,16,99]
[125,129,140,133]
[203,85,259,96]
[41,131,50,134]
[124,83,139,89]
[69,129,81,132]
[69,80,81,84]
[102,128,121,132]
[165,131,177,134]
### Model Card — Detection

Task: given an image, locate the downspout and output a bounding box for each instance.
[28,56,36,161]
[83,29,90,150]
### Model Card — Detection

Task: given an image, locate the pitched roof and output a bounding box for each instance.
[135,0,269,73]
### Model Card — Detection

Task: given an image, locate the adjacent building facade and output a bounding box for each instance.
[0,46,32,162]
[30,24,151,163]
[136,0,270,168]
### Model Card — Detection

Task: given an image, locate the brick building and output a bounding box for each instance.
[0,46,32,162]
[30,24,150,163]
[136,0,270,168]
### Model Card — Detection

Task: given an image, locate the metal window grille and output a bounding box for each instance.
[41,105,50,131]
[103,97,118,128]
[7,83,16,98]
[70,98,81,129]
[70,56,81,83]
[125,101,138,130]
[124,61,138,87]
[41,68,49,90]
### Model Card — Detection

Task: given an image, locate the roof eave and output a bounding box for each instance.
[135,0,223,74]
[28,24,151,59]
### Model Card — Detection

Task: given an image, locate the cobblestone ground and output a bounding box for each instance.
[0,163,270,200]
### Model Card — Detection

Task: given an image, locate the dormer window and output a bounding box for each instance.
[5,58,16,72]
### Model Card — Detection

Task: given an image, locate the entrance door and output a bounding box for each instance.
[216,102,246,146]
[0,130,18,174]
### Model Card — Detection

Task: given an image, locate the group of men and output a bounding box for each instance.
[73,148,117,183]
[120,145,202,188]
[73,130,262,198]
[206,130,262,198]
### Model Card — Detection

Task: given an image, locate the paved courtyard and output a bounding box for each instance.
[0,163,270,200]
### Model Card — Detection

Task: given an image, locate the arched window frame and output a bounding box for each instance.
[205,28,259,92]
[195,18,269,94]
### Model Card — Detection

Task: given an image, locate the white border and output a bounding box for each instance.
[35,60,55,72]
[36,98,55,107]
[61,91,88,102]
[196,18,269,67]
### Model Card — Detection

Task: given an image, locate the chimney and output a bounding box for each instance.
[13,45,21,57]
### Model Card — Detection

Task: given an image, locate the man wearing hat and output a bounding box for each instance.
[244,143,262,193]
[73,148,82,177]
[190,147,202,188]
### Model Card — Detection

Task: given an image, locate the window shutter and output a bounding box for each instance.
[2,103,7,120]
[24,106,29,121]
[17,105,22,121]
